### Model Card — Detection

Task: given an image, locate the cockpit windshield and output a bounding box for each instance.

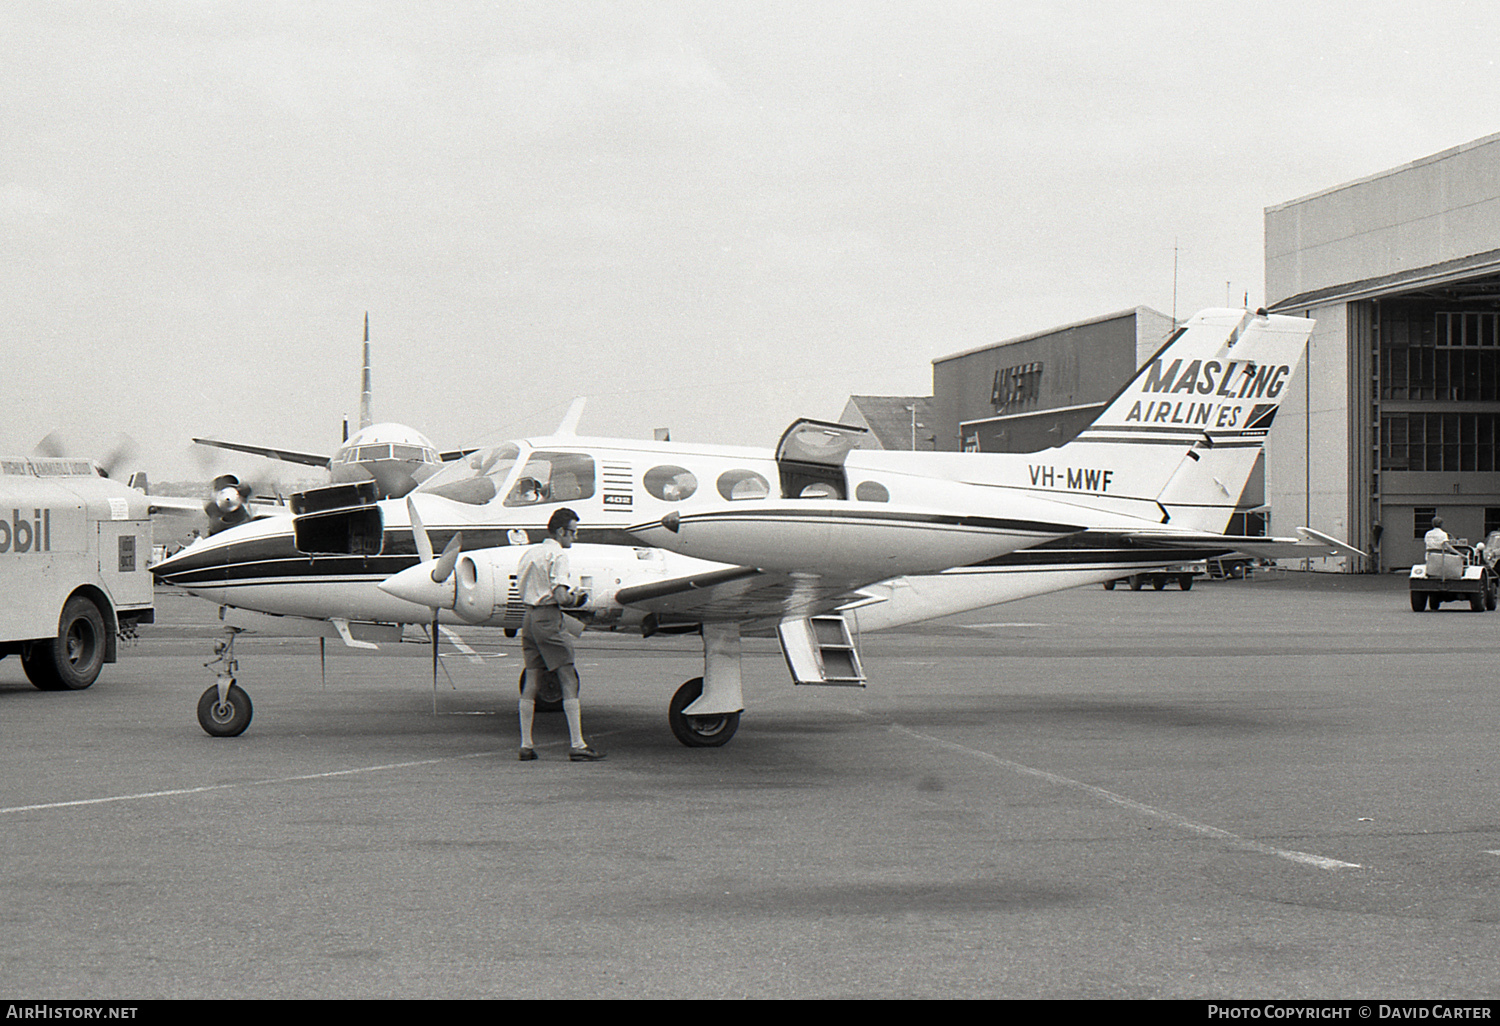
[415,443,522,504]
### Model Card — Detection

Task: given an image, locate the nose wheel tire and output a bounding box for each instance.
[197,684,253,737]
[668,677,740,748]
[518,670,566,713]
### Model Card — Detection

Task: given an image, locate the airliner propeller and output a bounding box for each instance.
[32,431,139,479]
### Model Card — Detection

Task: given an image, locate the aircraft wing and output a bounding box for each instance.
[1119,526,1366,561]
[613,564,878,635]
[192,437,331,468]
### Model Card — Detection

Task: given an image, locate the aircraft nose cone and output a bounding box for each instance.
[379,562,455,608]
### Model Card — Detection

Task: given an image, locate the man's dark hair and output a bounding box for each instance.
[548,507,579,536]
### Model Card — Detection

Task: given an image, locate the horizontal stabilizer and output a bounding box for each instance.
[1122,526,1366,560]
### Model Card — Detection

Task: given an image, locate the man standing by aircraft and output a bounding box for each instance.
[516,508,604,762]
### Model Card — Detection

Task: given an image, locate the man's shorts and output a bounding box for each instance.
[521,604,575,672]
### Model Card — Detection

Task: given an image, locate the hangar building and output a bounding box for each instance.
[929,307,1176,454]
[922,132,1500,572]
[1265,132,1500,572]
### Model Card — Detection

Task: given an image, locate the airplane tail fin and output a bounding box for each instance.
[1043,308,1314,530]
[359,313,373,431]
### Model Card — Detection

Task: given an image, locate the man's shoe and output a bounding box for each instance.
[518,747,537,761]
[568,744,605,762]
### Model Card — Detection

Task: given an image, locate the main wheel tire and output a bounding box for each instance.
[668,677,740,748]
[23,595,107,691]
[518,669,565,713]
[197,684,253,737]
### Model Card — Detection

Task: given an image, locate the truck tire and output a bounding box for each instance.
[23,595,107,691]
[1411,591,1426,612]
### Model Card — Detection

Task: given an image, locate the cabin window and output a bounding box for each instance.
[855,481,889,502]
[504,452,596,506]
[644,465,698,501]
[716,469,770,500]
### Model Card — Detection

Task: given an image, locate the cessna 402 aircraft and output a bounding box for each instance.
[152,308,1358,744]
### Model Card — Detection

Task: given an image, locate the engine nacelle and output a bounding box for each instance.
[453,552,519,627]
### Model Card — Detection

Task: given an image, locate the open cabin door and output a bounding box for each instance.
[774,419,871,500]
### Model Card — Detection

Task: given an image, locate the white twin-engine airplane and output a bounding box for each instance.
[152,309,1359,745]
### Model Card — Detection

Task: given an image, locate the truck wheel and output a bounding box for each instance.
[1102,579,1116,590]
[1472,591,1487,612]
[1152,577,1166,591]
[1411,591,1426,612]
[23,595,107,691]
[1128,576,1143,591]
[1179,575,1194,591]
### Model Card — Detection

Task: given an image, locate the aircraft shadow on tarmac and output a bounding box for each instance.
[632,874,1098,919]
[877,696,1314,735]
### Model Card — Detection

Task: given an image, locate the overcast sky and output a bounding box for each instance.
[6,1,1500,483]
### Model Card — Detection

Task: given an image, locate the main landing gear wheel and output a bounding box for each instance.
[24,595,107,691]
[197,684,253,737]
[518,670,566,713]
[668,677,740,748]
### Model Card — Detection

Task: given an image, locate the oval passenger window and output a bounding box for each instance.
[644,465,698,501]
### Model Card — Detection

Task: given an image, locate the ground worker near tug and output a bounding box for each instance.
[516,507,605,762]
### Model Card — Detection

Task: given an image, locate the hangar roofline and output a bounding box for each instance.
[932,305,1170,366]
[1265,131,1500,215]
[1267,245,1500,312]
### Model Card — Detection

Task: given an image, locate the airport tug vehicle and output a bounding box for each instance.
[1408,542,1497,612]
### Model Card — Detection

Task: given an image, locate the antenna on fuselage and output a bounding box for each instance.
[555,397,587,436]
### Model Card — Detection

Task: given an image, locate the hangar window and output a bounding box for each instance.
[716,469,770,501]
[1381,309,1500,402]
[643,466,697,502]
[855,481,890,502]
[1414,507,1437,540]
[1381,413,1500,473]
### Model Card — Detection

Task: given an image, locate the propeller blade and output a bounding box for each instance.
[432,532,462,584]
[406,497,434,563]
[32,431,68,458]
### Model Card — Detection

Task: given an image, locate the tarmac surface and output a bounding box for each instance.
[3,571,1499,1000]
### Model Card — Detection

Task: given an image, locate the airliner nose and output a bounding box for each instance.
[378,562,455,608]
